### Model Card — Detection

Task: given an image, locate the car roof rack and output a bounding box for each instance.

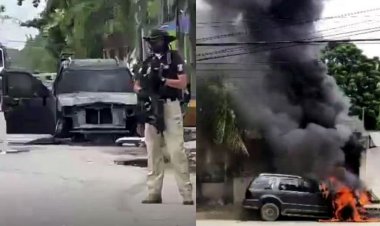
[259,173,302,179]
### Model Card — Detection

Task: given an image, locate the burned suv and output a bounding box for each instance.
[243,173,380,221]
[53,58,137,139]
[243,173,333,221]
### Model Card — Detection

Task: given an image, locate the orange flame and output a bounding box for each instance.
[319,177,377,222]
[332,186,361,221]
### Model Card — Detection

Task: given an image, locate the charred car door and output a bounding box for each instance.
[2,71,55,134]
[297,179,331,218]
[278,178,330,218]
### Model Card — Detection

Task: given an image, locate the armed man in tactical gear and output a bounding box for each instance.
[133,29,193,205]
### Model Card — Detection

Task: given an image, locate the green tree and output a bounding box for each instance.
[197,76,248,203]
[322,43,380,130]
[198,76,247,154]
[13,34,56,72]
[21,0,137,58]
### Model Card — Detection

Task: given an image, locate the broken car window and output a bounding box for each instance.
[279,178,304,192]
[252,176,276,190]
[55,68,133,94]
[7,72,35,97]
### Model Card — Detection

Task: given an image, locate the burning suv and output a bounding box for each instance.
[243,173,380,221]
[53,58,137,139]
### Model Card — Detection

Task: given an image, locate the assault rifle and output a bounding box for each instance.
[137,63,166,134]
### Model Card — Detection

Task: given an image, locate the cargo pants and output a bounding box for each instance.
[145,99,193,200]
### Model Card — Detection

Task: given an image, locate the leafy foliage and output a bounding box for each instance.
[198,76,248,155]
[322,43,380,130]
[21,0,138,59]
[11,34,56,72]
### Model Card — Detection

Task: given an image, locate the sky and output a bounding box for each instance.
[197,0,380,58]
[0,0,46,50]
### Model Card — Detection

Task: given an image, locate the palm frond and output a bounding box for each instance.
[198,76,248,156]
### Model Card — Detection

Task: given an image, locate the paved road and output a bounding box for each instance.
[0,144,195,226]
[196,220,380,226]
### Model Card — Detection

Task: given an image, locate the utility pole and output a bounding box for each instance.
[188,0,195,91]
[141,0,147,60]
[189,0,195,68]
[162,0,168,24]
[136,0,147,61]
[176,0,184,54]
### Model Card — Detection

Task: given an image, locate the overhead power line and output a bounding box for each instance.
[197,18,377,42]
[197,7,380,24]
[197,26,380,59]
[196,7,380,29]
[196,20,379,57]
[197,38,380,46]
[196,28,380,61]
[197,14,380,26]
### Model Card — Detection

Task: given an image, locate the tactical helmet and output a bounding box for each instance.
[143,29,176,43]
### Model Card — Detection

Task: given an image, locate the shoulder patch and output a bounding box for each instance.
[177,64,184,72]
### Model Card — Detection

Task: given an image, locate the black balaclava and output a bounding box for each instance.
[149,38,169,53]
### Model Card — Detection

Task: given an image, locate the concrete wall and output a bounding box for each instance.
[233,177,253,204]
[362,147,380,195]
[360,150,367,183]
[201,183,226,204]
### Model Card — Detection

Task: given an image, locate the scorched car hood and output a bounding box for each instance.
[57,92,138,107]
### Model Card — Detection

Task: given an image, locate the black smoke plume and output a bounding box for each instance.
[202,0,365,182]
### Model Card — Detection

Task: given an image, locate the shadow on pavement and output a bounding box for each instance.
[114,158,148,168]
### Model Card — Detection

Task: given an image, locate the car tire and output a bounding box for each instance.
[260,203,280,221]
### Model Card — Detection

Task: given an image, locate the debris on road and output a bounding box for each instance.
[1,148,30,154]
[114,157,147,167]
[115,136,145,147]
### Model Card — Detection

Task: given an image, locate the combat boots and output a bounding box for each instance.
[141,194,162,204]
[182,200,194,205]
[183,195,194,205]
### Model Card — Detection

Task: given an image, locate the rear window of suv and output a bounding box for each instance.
[251,176,276,190]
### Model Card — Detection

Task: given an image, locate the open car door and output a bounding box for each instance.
[1,70,55,134]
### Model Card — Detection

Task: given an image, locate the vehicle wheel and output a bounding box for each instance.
[260,203,280,221]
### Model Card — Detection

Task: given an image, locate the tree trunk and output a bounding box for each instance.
[189,0,195,69]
